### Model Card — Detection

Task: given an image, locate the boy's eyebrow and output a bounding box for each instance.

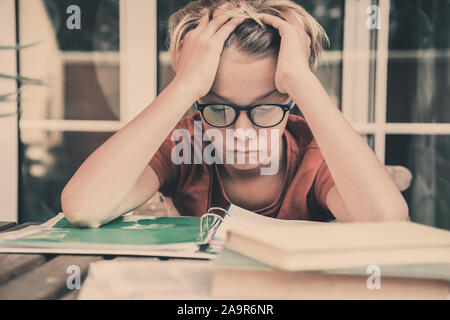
[206,89,278,104]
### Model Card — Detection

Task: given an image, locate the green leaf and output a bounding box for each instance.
[0,40,42,50]
[0,110,20,118]
[0,73,47,86]
[0,88,23,102]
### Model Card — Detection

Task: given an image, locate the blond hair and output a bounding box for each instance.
[168,0,329,71]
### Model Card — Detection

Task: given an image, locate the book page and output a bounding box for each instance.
[213,204,324,242]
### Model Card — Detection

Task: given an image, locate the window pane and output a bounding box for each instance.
[386,0,450,123]
[19,0,120,121]
[300,0,344,109]
[20,130,114,223]
[157,0,344,109]
[361,134,375,151]
[157,0,190,94]
[385,135,450,230]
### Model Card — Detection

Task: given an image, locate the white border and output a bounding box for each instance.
[0,0,19,222]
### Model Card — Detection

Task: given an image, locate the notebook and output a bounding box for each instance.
[224,221,450,271]
[0,213,215,259]
[210,247,450,299]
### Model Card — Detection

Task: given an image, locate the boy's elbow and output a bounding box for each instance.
[399,200,410,221]
[63,209,102,229]
[378,198,409,222]
[61,189,101,229]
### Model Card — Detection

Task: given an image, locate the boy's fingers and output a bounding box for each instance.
[213,17,245,44]
[259,12,312,57]
[282,10,302,28]
[258,13,290,36]
[200,2,236,39]
[202,12,236,39]
[214,2,232,11]
[195,8,210,31]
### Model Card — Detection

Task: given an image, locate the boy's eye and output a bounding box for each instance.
[256,105,278,112]
[209,105,229,112]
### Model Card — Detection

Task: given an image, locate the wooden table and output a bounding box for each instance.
[0,221,159,300]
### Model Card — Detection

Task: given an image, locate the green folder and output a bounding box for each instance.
[0,213,217,259]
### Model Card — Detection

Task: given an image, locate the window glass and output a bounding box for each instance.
[19,0,120,121]
[21,130,114,223]
[386,0,450,123]
[386,135,450,229]
[157,0,345,110]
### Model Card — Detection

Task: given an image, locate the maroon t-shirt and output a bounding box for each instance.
[149,112,336,221]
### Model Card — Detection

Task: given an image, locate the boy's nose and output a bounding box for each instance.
[232,111,258,146]
[233,111,254,131]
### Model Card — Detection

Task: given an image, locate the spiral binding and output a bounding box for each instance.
[198,207,228,245]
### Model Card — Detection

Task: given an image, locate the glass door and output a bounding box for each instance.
[384,0,450,229]
[343,0,450,229]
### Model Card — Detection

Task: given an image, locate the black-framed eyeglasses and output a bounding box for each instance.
[195,99,294,128]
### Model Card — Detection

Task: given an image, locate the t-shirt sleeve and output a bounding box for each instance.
[148,132,181,197]
[314,160,336,210]
[308,159,336,221]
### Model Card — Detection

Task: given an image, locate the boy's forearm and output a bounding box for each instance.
[286,72,408,221]
[61,79,197,226]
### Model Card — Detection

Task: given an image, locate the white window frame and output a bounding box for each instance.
[0,0,157,222]
[18,0,157,132]
[342,0,450,164]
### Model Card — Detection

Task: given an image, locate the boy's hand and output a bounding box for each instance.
[173,5,245,101]
[258,12,313,94]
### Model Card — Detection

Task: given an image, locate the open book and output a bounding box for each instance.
[200,204,324,252]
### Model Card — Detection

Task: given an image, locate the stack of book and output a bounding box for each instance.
[210,218,450,299]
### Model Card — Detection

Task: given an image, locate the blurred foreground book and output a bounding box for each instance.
[224,221,450,271]
[211,221,450,299]
[211,248,450,299]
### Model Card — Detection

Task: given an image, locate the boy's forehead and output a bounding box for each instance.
[205,48,278,102]
[204,89,279,102]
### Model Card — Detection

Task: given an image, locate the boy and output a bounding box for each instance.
[61,0,408,228]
